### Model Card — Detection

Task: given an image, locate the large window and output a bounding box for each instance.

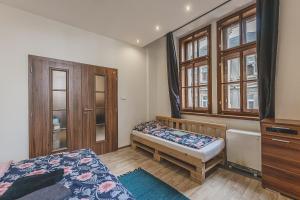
[179,25,211,113]
[217,4,258,116]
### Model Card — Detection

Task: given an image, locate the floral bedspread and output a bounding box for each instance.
[134,121,217,149]
[0,149,134,200]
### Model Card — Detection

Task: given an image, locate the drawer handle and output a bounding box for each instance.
[271,138,290,143]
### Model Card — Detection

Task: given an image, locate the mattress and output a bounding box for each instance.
[132,130,225,162]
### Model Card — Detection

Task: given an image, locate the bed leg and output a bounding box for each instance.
[221,151,226,165]
[190,163,205,184]
[132,142,137,150]
[153,150,161,162]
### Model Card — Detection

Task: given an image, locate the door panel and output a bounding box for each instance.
[107,68,118,151]
[29,55,82,158]
[81,65,118,155]
[29,58,51,157]
[29,55,117,157]
[81,65,94,149]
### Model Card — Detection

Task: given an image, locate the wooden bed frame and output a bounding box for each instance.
[131,116,227,184]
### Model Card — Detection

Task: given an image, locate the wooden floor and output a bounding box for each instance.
[100,147,291,200]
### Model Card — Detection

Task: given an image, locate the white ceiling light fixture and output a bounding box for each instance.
[155,25,160,31]
[185,5,191,12]
[136,39,140,44]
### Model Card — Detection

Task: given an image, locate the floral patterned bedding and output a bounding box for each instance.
[0,149,134,200]
[134,121,217,149]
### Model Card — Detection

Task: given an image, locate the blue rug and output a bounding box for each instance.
[118,168,189,200]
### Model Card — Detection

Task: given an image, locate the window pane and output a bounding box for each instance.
[96,75,105,92]
[195,87,208,108]
[245,82,258,110]
[223,23,240,49]
[52,71,66,90]
[187,88,193,108]
[96,93,105,108]
[96,125,105,142]
[195,65,208,85]
[223,57,240,82]
[198,37,208,57]
[53,129,67,150]
[199,65,208,84]
[96,108,105,125]
[187,68,193,87]
[244,54,257,80]
[223,83,240,109]
[53,91,66,110]
[53,111,67,130]
[199,87,208,108]
[187,41,193,60]
[244,17,256,43]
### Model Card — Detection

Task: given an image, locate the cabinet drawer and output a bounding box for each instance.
[261,124,300,140]
[262,164,300,199]
[262,136,300,163]
[262,154,300,175]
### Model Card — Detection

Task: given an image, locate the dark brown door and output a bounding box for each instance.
[29,55,82,158]
[81,65,118,154]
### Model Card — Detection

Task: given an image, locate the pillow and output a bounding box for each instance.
[133,120,165,133]
[172,130,188,137]
[0,161,12,179]
[0,169,64,200]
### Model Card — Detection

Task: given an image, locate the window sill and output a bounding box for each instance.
[180,111,260,121]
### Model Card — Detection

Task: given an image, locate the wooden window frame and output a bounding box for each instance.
[217,4,258,117]
[179,25,212,113]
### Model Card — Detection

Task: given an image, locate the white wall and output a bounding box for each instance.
[0,4,147,162]
[146,0,260,132]
[276,0,300,120]
[146,37,171,120]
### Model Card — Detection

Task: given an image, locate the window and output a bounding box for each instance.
[217,4,258,116]
[180,25,211,113]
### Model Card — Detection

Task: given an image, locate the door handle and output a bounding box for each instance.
[271,138,290,144]
[83,108,93,112]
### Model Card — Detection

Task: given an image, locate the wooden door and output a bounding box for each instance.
[29,55,82,158]
[81,65,118,154]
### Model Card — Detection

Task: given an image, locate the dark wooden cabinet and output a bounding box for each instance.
[261,118,300,200]
[29,55,118,158]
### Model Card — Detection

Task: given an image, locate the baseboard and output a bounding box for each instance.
[118,145,131,150]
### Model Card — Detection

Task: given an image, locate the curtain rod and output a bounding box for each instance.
[171,0,232,33]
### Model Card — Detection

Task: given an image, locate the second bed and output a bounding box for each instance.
[131,116,227,184]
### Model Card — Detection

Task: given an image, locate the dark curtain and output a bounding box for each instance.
[166,32,181,118]
[257,0,279,120]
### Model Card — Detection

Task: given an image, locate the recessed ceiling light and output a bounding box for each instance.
[155,25,160,31]
[186,5,191,11]
[136,39,140,44]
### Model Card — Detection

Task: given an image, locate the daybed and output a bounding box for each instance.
[131,116,227,184]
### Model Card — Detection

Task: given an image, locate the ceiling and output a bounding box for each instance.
[0,0,250,47]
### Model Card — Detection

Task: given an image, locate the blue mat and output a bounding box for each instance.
[118,168,189,200]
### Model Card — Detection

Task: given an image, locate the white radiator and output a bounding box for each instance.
[226,129,261,172]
